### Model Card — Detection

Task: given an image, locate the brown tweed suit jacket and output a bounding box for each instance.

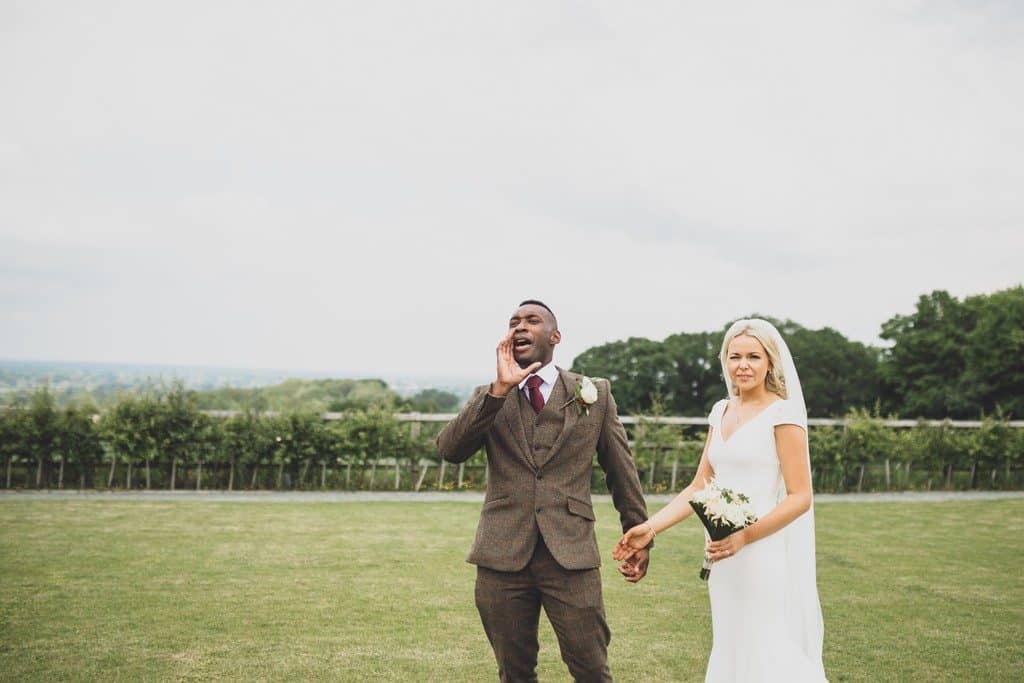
[437,368,648,572]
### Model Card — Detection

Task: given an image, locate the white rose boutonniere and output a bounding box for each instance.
[562,376,599,415]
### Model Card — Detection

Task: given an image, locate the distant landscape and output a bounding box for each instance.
[3,285,1022,420]
[0,360,477,413]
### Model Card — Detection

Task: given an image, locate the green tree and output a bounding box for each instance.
[222,411,262,491]
[101,395,157,489]
[405,389,460,413]
[965,408,1016,489]
[192,412,225,490]
[879,290,976,418]
[661,332,726,416]
[26,387,58,487]
[781,325,881,417]
[571,337,676,414]
[880,287,1024,419]
[808,426,844,492]
[244,414,285,490]
[54,405,103,490]
[152,382,203,490]
[961,286,1024,418]
[338,409,414,490]
[278,412,327,489]
[841,408,899,492]
[0,407,30,489]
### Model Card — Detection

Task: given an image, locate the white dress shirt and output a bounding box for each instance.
[518,361,559,406]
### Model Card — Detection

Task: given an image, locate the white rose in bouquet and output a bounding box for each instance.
[705,496,728,522]
[723,504,749,527]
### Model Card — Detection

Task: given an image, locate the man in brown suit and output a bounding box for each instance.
[437,300,651,682]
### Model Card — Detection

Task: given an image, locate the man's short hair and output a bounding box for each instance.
[518,299,557,327]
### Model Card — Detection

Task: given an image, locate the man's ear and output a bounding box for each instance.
[551,329,562,345]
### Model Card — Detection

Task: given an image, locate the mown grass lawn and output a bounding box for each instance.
[1,498,1021,682]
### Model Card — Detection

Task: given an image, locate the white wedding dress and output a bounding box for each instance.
[703,396,827,682]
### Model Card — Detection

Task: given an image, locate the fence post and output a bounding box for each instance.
[670,458,679,491]
[415,461,430,492]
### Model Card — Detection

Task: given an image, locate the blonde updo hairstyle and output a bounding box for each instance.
[719,320,788,399]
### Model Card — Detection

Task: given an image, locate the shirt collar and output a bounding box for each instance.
[518,361,559,391]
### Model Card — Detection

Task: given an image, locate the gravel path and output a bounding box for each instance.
[2,490,1021,503]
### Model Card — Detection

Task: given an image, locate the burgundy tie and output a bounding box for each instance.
[525,375,545,414]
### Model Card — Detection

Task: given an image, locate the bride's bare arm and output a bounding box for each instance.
[611,428,715,560]
[706,424,812,561]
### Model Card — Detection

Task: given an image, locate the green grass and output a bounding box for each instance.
[1,499,1021,682]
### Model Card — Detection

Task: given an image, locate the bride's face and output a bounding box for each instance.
[726,334,770,393]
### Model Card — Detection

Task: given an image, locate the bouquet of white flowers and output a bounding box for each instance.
[689,478,758,580]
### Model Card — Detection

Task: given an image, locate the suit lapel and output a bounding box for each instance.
[540,368,580,468]
[502,388,537,470]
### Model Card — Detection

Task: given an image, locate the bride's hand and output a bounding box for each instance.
[706,529,749,562]
[612,523,655,561]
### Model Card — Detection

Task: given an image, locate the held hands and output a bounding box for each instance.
[617,548,649,583]
[491,329,541,396]
[613,523,655,563]
[706,529,749,562]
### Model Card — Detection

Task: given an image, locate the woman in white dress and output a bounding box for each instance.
[614,319,827,682]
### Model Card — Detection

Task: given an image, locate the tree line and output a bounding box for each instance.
[0,384,432,492]
[571,286,1024,419]
[2,384,1021,494]
[627,407,1023,495]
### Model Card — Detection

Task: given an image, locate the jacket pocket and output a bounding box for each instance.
[482,495,511,510]
[566,495,595,521]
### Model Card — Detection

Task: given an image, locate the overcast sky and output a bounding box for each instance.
[2,1,1021,380]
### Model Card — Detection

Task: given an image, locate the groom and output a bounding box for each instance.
[437,300,651,682]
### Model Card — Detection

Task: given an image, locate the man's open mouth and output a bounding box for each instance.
[513,338,533,351]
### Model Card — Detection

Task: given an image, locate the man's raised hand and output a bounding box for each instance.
[491,329,541,396]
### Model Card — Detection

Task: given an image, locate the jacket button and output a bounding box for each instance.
[535,507,542,513]
[536,473,543,480]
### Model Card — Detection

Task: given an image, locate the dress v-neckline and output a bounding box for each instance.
[718,398,782,444]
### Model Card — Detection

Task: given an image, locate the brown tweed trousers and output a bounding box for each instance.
[437,368,648,682]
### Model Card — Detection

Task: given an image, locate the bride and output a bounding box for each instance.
[614,319,827,681]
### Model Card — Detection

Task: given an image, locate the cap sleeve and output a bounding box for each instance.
[771,398,807,429]
[707,399,729,429]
